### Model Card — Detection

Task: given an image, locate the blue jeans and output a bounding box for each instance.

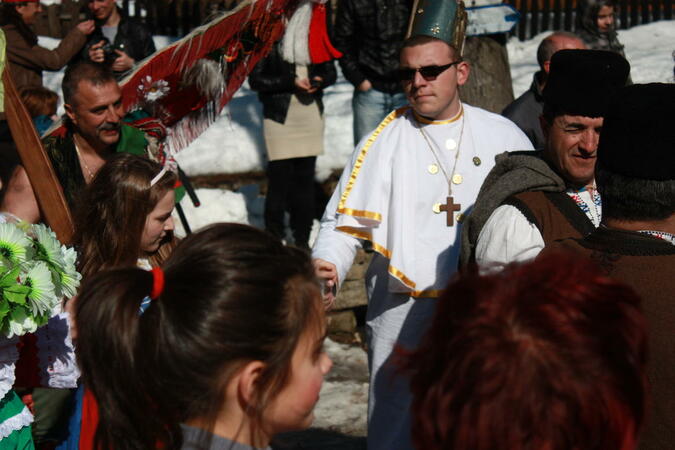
[352,88,407,145]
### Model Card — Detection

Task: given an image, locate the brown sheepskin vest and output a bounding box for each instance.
[545,227,675,450]
[503,190,596,246]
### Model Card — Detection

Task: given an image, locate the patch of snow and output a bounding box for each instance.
[507,20,675,98]
[174,84,267,176]
[324,338,369,383]
[312,338,368,435]
[619,21,675,84]
[313,380,368,436]
[172,188,249,236]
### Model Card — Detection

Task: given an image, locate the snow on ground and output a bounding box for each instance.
[313,338,369,436]
[173,188,250,235]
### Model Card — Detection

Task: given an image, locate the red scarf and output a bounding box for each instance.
[308,3,342,64]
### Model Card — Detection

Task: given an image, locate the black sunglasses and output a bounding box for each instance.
[397,60,463,82]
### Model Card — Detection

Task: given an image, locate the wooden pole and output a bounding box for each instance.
[2,69,74,243]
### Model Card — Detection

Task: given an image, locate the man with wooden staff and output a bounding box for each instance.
[1,61,160,224]
[312,1,532,448]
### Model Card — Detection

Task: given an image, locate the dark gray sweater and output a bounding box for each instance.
[180,425,271,450]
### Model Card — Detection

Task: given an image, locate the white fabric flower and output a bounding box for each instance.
[139,76,170,103]
[7,308,38,338]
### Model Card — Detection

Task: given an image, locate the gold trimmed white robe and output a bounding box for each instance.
[312,103,533,450]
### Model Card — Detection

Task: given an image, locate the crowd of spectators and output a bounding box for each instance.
[0,1,672,450]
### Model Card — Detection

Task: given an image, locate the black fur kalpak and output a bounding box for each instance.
[542,49,629,119]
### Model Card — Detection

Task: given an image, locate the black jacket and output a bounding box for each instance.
[502,72,545,150]
[248,43,337,125]
[82,8,156,77]
[333,0,412,93]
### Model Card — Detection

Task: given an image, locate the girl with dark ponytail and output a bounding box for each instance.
[74,223,332,449]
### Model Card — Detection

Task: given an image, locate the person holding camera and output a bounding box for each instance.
[82,0,155,78]
[249,28,337,249]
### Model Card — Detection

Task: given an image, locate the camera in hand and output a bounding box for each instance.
[100,38,119,65]
[310,78,322,89]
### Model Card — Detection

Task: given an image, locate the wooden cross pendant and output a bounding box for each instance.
[439,196,462,226]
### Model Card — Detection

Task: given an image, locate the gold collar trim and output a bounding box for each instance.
[412,104,464,125]
[337,106,407,212]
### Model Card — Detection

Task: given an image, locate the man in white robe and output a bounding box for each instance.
[312,30,533,449]
[459,49,631,270]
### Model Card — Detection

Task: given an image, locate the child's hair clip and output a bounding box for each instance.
[140,268,165,315]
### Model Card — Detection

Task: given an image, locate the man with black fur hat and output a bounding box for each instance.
[459,49,630,269]
[542,83,675,450]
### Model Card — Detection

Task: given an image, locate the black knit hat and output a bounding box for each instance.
[543,49,630,118]
[597,83,675,181]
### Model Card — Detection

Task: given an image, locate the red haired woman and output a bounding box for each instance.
[403,253,648,450]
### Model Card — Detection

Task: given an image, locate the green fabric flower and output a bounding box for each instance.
[22,262,57,318]
[32,223,66,270]
[0,223,30,265]
[57,246,81,299]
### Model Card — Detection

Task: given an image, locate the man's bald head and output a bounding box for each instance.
[537,32,586,74]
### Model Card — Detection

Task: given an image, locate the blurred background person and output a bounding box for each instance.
[249,0,337,249]
[576,0,627,57]
[502,31,586,149]
[333,0,410,145]
[402,253,648,450]
[81,0,156,78]
[19,85,58,135]
[0,0,93,91]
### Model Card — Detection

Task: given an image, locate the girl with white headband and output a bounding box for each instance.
[73,152,177,279]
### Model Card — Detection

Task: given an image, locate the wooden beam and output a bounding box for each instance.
[2,69,74,244]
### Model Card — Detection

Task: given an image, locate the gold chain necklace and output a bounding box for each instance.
[74,138,95,181]
[415,106,465,196]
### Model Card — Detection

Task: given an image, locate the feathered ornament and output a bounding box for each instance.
[281,0,342,65]
[118,0,296,156]
[14,0,298,244]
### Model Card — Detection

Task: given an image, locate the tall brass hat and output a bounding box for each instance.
[406,0,468,55]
